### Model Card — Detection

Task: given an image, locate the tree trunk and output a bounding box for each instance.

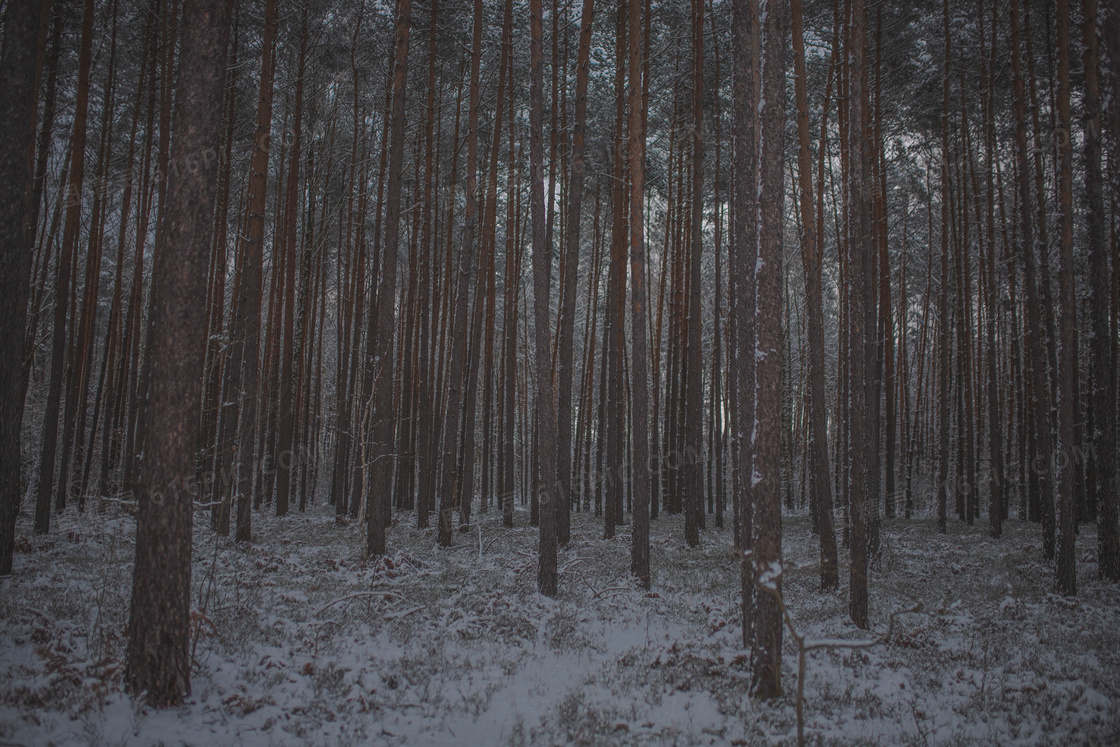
[628,0,651,589]
[1009,0,1056,560]
[275,4,308,517]
[436,0,478,548]
[224,0,278,544]
[556,0,595,549]
[34,0,95,532]
[124,0,231,706]
[847,0,873,630]
[937,0,953,537]
[732,0,758,653]
[367,0,412,557]
[750,0,787,698]
[530,0,560,598]
[1054,0,1077,596]
[0,0,47,574]
[1094,0,1120,582]
[791,0,839,591]
[682,0,705,549]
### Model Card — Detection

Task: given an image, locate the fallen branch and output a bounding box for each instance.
[315,590,406,617]
[98,495,138,509]
[753,575,923,747]
[559,556,585,573]
[383,605,424,621]
[22,606,55,624]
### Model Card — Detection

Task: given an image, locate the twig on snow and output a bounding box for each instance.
[752,574,923,747]
[315,590,406,617]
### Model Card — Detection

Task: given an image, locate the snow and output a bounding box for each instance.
[2,502,1119,745]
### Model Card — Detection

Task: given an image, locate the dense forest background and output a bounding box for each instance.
[0,0,1118,740]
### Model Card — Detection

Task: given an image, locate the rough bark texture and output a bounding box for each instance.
[683,0,705,549]
[1009,0,1055,562]
[274,5,308,518]
[557,0,595,549]
[1095,0,1120,582]
[225,0,278,544]
[628,0,651,590]
[750,0,787,698]
[847,0,873,630]
[124,0,231,706]
[1054,0,1077,596]
[937,0,953,537]
[0,0,46,575]
[791,0,839,591]
[529,0,559,598]
[35,0,95,534]
[368,0,412,558]
[732,0,758,653]
[436,0,478,548]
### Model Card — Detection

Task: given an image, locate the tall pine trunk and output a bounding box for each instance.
[1094,0,1120,582]
[124,0,231,705]
[791,0,839,591]
[1054,0,1077,595]
[367,0,412,557]
[628,0,651,589]
[750,0,787,697]
[530,0,560,597]
[0,0,46,574]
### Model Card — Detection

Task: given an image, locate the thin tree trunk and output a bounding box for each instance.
[500,15,519,528]
[275,4,309,517]
[682,0,705,548]
[529,0,559,597]
[224,0,278,543]
[367,0,412,557]
[556,0,595,548]
[981,0,1004,538]
[847,0,873,630]
[434,0,479,548]
[34,0,95,532]
[628,0,651,589]
[1009,0,1056,559]
[732,0,759,653]
[791,0,839,591]
[750,0,787,698]
[937,0,953,537]
[1054,0,1077,595]
[1093,0,1120,582]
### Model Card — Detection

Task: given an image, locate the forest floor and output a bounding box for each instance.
[2,496,1119,745]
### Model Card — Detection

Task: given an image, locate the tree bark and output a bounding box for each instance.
[1009,0,1056,559]
[750,0,787,698]
[0,0,47,574]
[35,0,95,532]
[530,0,560,598]
[1094,0,1120,582]
[628,0,651,590]
[683,0,705,549]
[436,0,478,548]
[732,0,759,652]
[847,0,873,630]
[368,0,412,557]
[1054,0,1077,596]
[791,0,839,591]
[557,0,595,549]
[275,3,309,517]
[124,0,231,706]
[224,0,278,544]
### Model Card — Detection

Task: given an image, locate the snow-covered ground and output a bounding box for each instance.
[2,500,1118,745]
